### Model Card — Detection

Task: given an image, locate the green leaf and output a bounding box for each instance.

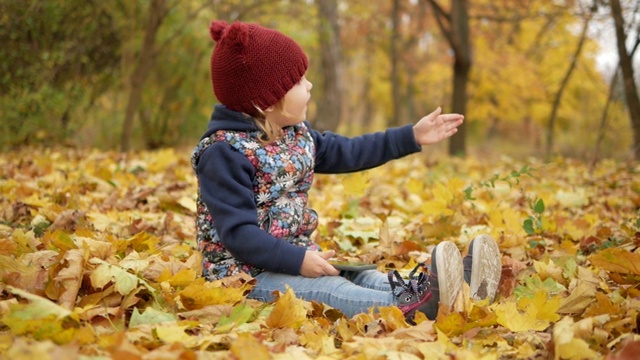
[514,276,566,300]
[216,303,255,333]
[523,218,535,235]
[2,286,80,343]
[4,286,74,319]
[130,306,177,327]
[534,199,545,214]
[464,186,475,200]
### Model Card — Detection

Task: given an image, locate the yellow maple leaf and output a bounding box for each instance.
[422,182,455,216]
[265,287,307,329]
[179,277,249,310]
[519,290,562,323]
[1,286,93,344]
[553,316,600,360]
[89,261,139,296]
[177,196,197,213]
[299,324,338,355]
[146,148,179,173]
[493,291,560,332]
[164,268,197,288]
[415,327,452,358]
[341,171,371,197]
[378,306,409,330]
[435,311,467,337]
[533,260,566,285]
[126,231,161,253]
[335,318,359,342]
[154,324,192,344]
[488,207,525,235]
[405,177,424,195]
[494,301,544,332]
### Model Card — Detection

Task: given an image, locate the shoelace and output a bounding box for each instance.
[388,262,429,297]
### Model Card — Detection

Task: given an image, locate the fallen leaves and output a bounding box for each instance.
[1,149,639,358]
[266,287,308,329]
[590,248,640,276]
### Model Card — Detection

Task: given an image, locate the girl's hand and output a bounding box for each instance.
[413,107,464,146]
[300,250,341,277]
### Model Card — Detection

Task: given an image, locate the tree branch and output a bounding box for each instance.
[425,0,454,46]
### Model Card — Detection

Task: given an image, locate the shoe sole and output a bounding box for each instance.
[468,234,502,302]
[434,241,464,307]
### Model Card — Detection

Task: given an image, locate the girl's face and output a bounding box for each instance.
[265,76,313,128]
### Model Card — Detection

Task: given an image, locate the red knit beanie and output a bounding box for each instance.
[209,20,309,116]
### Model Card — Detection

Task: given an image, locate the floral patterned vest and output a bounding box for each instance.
[191,123,320,280]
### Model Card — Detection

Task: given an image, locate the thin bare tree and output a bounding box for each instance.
[610,0,640,159]
[545,1,594,157]
[390,0,402,127]
[120,0,168,152]
[314,0,344,132]
[592,9,640,167]
[427,0,471,156]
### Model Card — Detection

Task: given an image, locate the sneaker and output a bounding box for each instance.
[432,241,465,308]
[389,241,464,322]
[388,262,432,323]
[463,234,502,302]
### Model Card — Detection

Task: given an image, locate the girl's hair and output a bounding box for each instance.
[251,98,294,144]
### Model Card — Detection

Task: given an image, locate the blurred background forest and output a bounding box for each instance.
[1,0,640,161]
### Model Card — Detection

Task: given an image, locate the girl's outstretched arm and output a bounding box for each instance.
[412,107,464,146]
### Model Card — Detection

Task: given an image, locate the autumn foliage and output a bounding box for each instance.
[1,148,639,359]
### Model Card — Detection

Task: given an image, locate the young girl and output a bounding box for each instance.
[192,20,502,322]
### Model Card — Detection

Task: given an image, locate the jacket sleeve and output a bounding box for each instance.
[309,123,422,174]
[195,142,307,275]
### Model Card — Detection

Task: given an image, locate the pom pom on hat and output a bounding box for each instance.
[209,21,228,42]
[210,21,249,50]
[209,20,309,116]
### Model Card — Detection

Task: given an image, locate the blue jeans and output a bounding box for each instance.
[248,270,396,317]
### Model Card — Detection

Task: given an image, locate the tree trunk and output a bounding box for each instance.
[358,33,376,134]
[427,0,471,157]
[120,0,166,152]
[545,8,591,157]
[592,35,640,167]
[390,0,402,127]
[448,0,470,156]
[313,0,343,132]
[611,0,640,159]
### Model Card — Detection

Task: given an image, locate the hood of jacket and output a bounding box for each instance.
[201,104,260,140]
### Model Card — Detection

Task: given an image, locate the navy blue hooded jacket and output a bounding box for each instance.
[192,104,422,279]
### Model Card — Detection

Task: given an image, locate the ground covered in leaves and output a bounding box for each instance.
[0,148,639,359]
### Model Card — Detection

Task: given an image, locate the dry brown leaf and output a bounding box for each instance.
[589,248,640,275]
[557,280,596,315]
[54,248,86,310]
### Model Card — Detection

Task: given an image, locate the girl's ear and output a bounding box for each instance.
[263,106,275,113]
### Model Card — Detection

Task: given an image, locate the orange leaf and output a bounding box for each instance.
[230,332,270,360]
[265,287,307,329]
[589,248,640,275]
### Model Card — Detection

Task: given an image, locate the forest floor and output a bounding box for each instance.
[0,148,639,359]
